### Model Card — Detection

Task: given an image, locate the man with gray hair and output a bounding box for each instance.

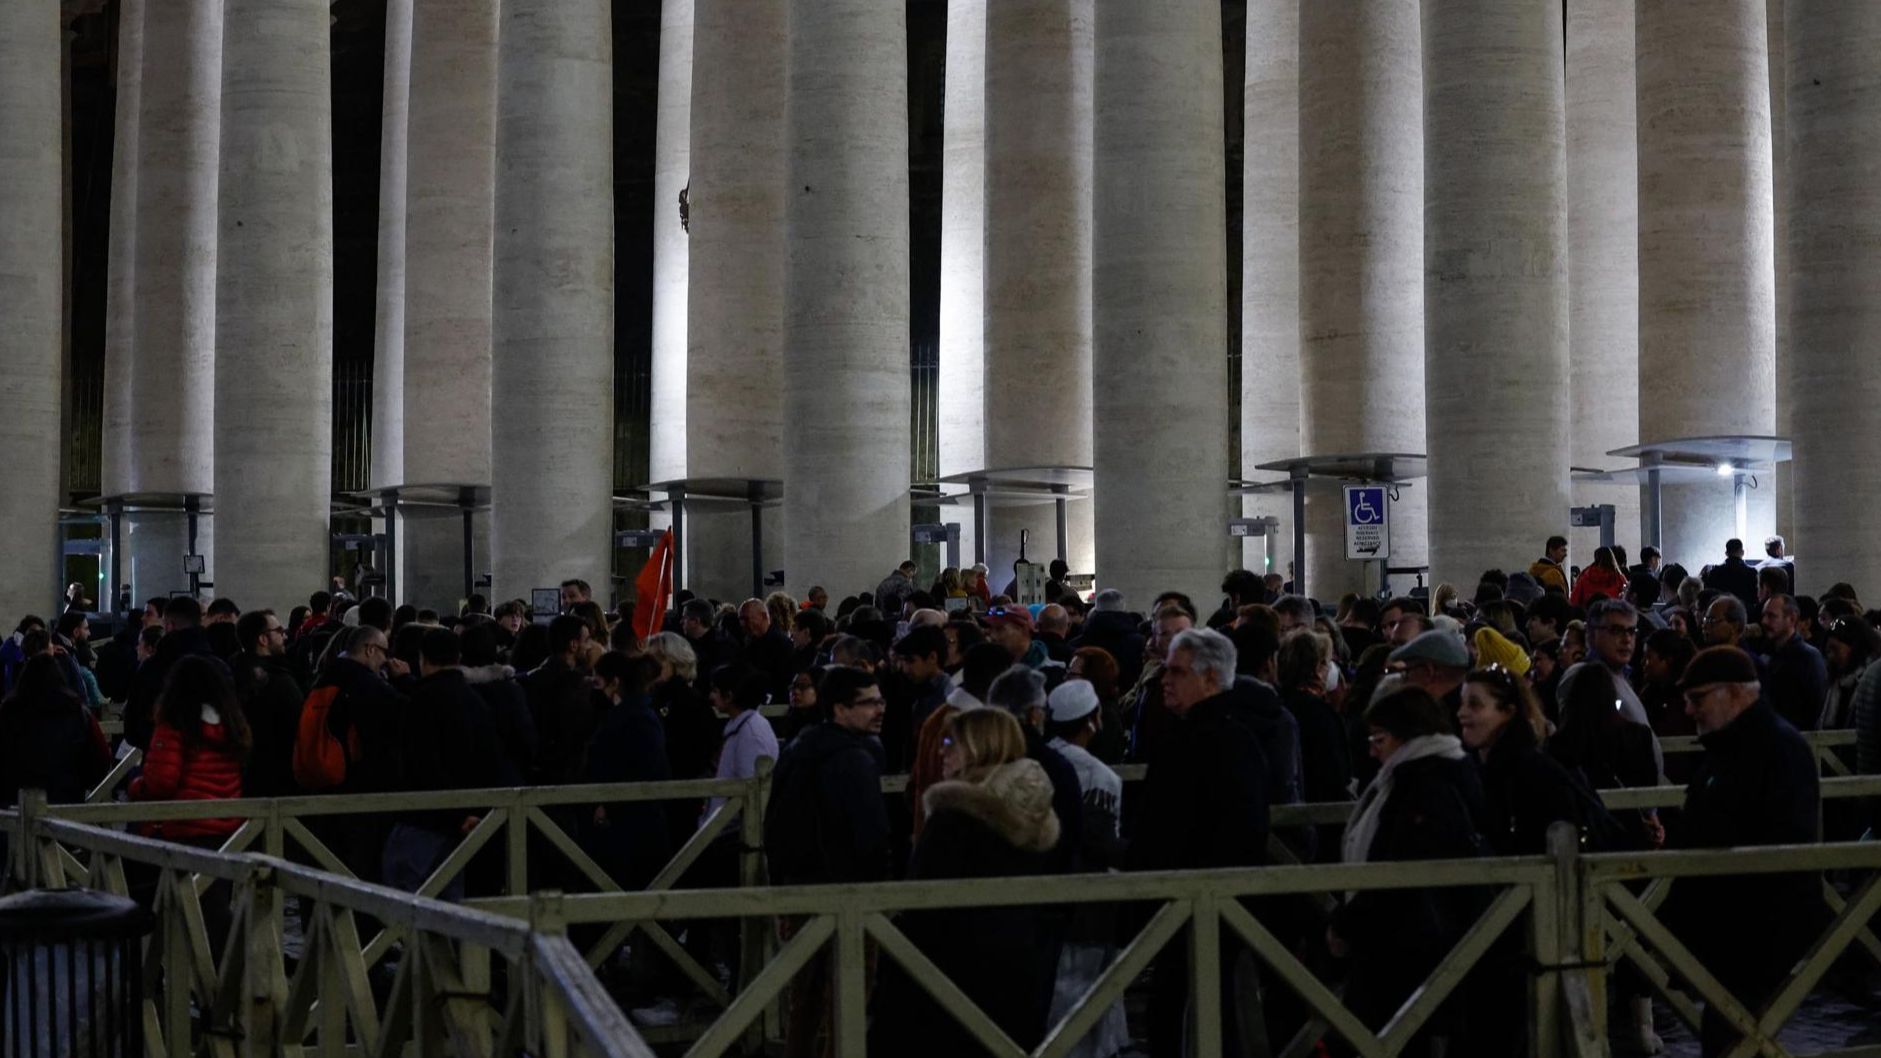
[1128,625,1269,1055]
[987,665,1083,867]
[1558,598,1663,775]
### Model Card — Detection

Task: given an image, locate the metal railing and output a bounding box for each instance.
[1,794,655,1058]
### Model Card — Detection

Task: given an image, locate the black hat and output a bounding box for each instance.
[1676,646,1759,691]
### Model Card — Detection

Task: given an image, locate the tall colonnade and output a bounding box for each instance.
[7,0,1881,622]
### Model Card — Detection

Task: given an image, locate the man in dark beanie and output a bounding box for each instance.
[1664,645,1820,1057]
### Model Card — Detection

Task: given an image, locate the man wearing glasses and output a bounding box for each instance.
[1556,598,1664,777]
[1665,646,1818,1058]
[231,608,306,797]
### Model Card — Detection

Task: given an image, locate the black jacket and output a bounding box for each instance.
[522,658,597,785]
[1762,634,1828,733]
[0,686,110,806]
[1702,557,1761,615]
[312,656,406,795]
[869,764,1061,1057]
[125,625,222,750]
[462,664,536,786]
[1228,677,1303,807]
[1071,610,1147,691]
[583,695,673,889]
[1665,702,1820,988]
[1474,732,1584,856]
[1127,690,1269,872]
[740,627,796,704]
[393,669,506,832]
[1336,755,1483,963]
[1283,687,1353,806]
[232,651,306,798]
[763,721,891,884]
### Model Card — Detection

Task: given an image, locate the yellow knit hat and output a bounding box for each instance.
[1473,626,1531,677]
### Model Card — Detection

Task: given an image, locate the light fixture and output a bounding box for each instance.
[1715,463,1735,478]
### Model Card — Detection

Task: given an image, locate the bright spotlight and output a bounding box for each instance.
[1715,463,1734,478]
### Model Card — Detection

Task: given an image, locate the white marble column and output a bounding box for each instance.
[1423,0,1569,590]
[684,0,786,604]
[982,0,1095,580]
[1637,0,1777,569]
[1789,1,1881,596]
[370,0,411,495]
[1092,0,1228,607]
[130,0,221,598]
[491,0,615,602]
[0,0,62,622]
[400,0,498,611]
[101,0,142,505]
[938,0,986,566]
[648,0,692,488]
[1299,0,1427,598]
[1244,0,1302,579]
[782,0,911,597]
[1567,0,1641,565]
[215,0,334,612]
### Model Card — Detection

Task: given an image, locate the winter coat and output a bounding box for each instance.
[1474,733,1585,856]
[0,685,111,806]
[1282,687,1352,805]
[521,658,597,785]
[1569,565,1629,609]
[462,664,536,786]
[1528,557,1569,595]
[740,627,796,704]
[874,570,916,618]
[1762,633,1829,733]
[1127,689,1269,873]
[309,656,406,795]
[763,721,891,884]
[1702,557,1762,615]
[392,669,506,832]
[1664,702,1820,995]
[582,695,673,889]
[232,652,306,799]
[1228,676,1304,808]
[869,760,1062,1058]
[125,626,222,750]
[130,709,245,839]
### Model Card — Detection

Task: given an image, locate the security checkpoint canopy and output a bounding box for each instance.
[931,466,1092,565]
[637,478,785,603]
[342,483,495,601]
[1606,434,1792,469]
[1251,452,1429,483]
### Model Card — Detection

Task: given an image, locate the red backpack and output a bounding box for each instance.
[291,685,360,791]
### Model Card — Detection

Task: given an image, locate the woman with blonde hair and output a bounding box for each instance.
[869,708,1061,1056]
[765,592,796,636]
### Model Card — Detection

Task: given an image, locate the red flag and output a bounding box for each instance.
[631,530,674,644]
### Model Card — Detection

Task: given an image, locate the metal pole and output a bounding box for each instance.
[1291,468,1308,599]
[185,496,201,597]
[1643,462,1663,551]
[1054,486,1069,563]
[749,482,764,600]
[461,487,476,601]
[973,490,987,565]
[382,488,399,602]
[670,485,687,613]
[1733,472,1749,543]
[108,500,123,615]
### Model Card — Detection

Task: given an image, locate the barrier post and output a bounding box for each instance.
[17,788,47,890]
[741,756,774,1052]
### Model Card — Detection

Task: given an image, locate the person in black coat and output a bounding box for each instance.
[735,599,796,704]
[125,597,223,750]
[869,710,1061,1057]
[986,666,1085,871]
[1128,628,1269,1057]
[1332,686,1481,1047]
[581,652,673,890]
[1701,539,1762,616]
[1070,593,1147,692]
[0,655,112,807]
[1456,668,1585,856]
[763,666,892,886]
[1663,647,1820,1058]
[229,610,307,799]
[1548,662,1662,848]
[520,615,598,785]
[458,623,537,786]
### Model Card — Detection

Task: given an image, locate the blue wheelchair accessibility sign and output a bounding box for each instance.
[1345,486,1391,559]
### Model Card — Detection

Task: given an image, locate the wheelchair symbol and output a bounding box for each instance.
[1351,493,1382,525]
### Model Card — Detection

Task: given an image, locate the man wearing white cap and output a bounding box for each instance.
[1046,680,1122,838]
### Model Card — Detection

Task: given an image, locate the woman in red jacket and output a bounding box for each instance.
[129,655,251,844]
[1570,546,1630,609]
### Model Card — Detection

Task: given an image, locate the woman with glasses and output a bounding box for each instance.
[870,708,1062,1057]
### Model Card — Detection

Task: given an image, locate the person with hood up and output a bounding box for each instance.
[0,654,111,808]
[868,708,1063,1058]
[1071,588,1147,691]
[1529,535,1570,595]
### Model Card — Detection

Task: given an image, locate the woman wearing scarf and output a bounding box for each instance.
[1328,686,1481,1049]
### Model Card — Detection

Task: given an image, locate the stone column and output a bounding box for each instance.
[129,0,221,599]
[215,0,334,612]
[982,0,1095,580]
[1423,0,1569,590]
[783,0,911,597]
[1789,1,1881,596]
[400,0,498,611]
[1299,0,1427,598]
[1770,0,1794,547]
[647,0,692,488]
[1637,0,1776,569]
[1244,0,1302,579]
[1567,0,1641,565]
[0,0,61,622]
[491,0,615,602]
[1092,0,1228,607]
[938,0,985,565]
[684,0,786,604]
[370,0,410,495]
[101,0,141,504]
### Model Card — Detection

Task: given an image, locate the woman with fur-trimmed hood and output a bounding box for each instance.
[869,709,1063,1057]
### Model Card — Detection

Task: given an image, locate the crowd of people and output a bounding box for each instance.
[0,531,1874,1057]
